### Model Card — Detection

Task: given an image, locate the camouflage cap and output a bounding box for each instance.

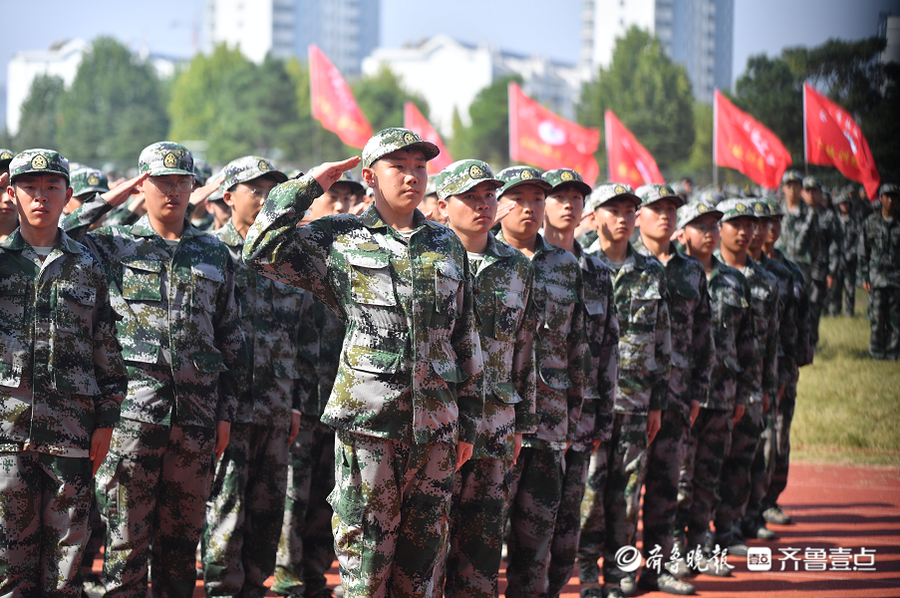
[676,201,723,230]
[70,167,109,196]
[587,182,641,212]
[0,148,14,169]
[833,191,851,205]
[9,149,70,184]
[635,183,685,209]
[496,166,552,197]
[223,155,288,191]
[802,175,821,190]
[763,197,784,217]
[781,169,803,185]
[542,168,592,198]
[425,174,438,197]
[361,127,439,169]
[718,197,760,222]
[751,198,773,218]
[139,141,194,177]
[331,172,365,196]
[879,182,899,197]
[435,159,503,200]
[695,189,726,206]
[193,159,213,185]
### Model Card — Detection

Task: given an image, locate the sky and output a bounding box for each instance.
[2,0,898,88]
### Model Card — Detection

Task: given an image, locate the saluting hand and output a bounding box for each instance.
[309,156,362,193]
[101,172,150,207]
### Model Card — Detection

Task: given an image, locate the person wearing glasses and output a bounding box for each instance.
[80,141,249,598]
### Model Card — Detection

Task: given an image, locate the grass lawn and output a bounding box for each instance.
[793,289,900,466]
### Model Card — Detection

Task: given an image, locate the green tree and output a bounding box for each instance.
[452,74,522,169]
[15,74,65,151]
[56,37,168,167]
[686,102,714,181]
[353,65,430,132]
[578,27,695,175]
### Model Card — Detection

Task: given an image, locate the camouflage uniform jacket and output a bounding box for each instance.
[587,241,672,414]
[634,239,713,424]
[704,256,760,411]
[242,176,483,446]
[495,231,588,450]
[838,213,860,266]
[719,253,779,403]
[214,221,318,428]
[816,206,842,280]
[59,192,111,242]
[466,234,537,460]
[0,229,127,458]
[313,298,345,422]
[859,212,900,288]
[777,201,825,282]
[81,216,247,428]
[757,253,797,390]
[572,240,618,446]
[771,249,813,368]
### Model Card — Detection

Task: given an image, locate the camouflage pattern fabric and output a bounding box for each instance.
[776,200,824,289]
[221,155,287,191]
[97,419,216,598]
[757,252,797,393]
[504,447,565,598]
[202,423,291,598]
[8,148,70,184]
[71,167,109,196]
[865,288,900,358]
[330,430,455,598]
[771,248,813,367]
[761,383,797,510]
[815,206,843,283]
[547,448,591,597]
[715,400,765,531]
[827,213,859,316]
[0,452,92,598]
[577,445,609,580]
[138,141,193,177]
[361,128,439,169]
[859,211,900,356]
[59,192,112,240]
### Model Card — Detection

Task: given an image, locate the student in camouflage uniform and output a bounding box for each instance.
[711,199,779,558]
[272,175,365,598]
[743,199,797,542]
[801,176,840,345]
[78,142,248,598]
[859,183,900,360]
[493,166,588,598]
[580,184,671,598]
[673,202,758,578]
[64,167,110,216]
[632,184,712,595]
[1,149,19,241]
[540,169,618,598]
[427,160,537,598]
[0,149,127,598]
[828,192,860,316]
[242,128,482,598]
[200,156,316,598]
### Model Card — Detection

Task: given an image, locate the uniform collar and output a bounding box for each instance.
[130,214,204,240]
[216,220,245,247]
[359,203,430,232]
[1,227,83,254]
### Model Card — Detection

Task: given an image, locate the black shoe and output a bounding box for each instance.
[580,586,605,598]
[579,559,601,584]
[742,515,777,540]
[638,572,696,595]
[716,531,749,557]
[618,576,636,597]
[762,505,793,525]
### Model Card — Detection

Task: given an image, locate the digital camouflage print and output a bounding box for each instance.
[361,127,440,169]
[221,155,288,191]
[859,208,900,358]
[8,148,71,184]
[71,167,110,196]
[137,141,194,177]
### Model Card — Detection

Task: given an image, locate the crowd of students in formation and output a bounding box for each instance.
[0,130,897,598]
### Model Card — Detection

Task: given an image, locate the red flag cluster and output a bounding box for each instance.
[508,83,600,185]
[604,110,664,189]
[403,101,454,175]
[309,45,372,149]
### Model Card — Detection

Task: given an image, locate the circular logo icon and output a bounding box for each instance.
[520,169,534,180]
[163,152,178,168]
[403,132,417,144]
[31,154,48,170]
[560,170,574,181]
[469,164,485,179]
[258,159,271,172]
[87,174,100,186]
[736,203,747,213]
[615,546,642,573]
[698,203,708,213]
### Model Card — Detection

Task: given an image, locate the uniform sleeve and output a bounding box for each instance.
[565,270,589,443]
[858,219,871,285]
[761,284,780,401]
[827,217,842,278]
[513,266,538,434]
[213,254,249,422]
[649,270,672,412]
[242,176,342,315]
[293,291,321,415]
[60,193,113,242]
[89,258,127,428]
[735,283,762,406]
[452,252,484,446]
[691,273,714,408]
[776,271,797,389]
[591,274,619,443]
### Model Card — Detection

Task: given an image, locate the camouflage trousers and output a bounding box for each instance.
[330,430,455,598]
[432,457,511,598]
[202,422,290,598]
[676,408,732,551]
[808,278,827,347]
[81,493,105,576]
[748,405,777,521]
[97,418,216,598]
[0,451,92,598]
[715,402,764,531]
[547,448,591,598]
[867,287,900,359]
[272,424,336,597]
[826,260,856,316]
[762,384,797,509]
[576,441,608,582]
[577,413,650,585]
[642,410,689,563]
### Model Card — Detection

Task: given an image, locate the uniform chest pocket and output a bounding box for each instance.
[122,259,162,302]
[718,288,747,325]
[54,282,95,338]
[494,290,525,343]
[347,252,396,307]
[0,274,30,330]
[191,263,225,314]
[540,283,576,334]
[630,285,662,325]
[434,259,464,316]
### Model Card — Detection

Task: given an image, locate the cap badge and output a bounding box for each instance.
[698,204,708,213]
[736,203,746,213]
[614,184,627,195]
[520,169,534,180]
[560,171,574,181]
[163,152,178,168]
[469,164,484,179]
[31,154,48,170]
[403,132,417,144]
[258,160,271,172]
[87,174,100,186]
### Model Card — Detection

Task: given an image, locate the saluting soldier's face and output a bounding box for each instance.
[141,174,195,224]
[499,183,546,240]
[544,184,584,234]
[363,148,428,216]
[720,216,757,253]
[596,198,636,244]
[11,173,72,233]
[440,181,498,235]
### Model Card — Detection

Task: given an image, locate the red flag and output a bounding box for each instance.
[508,83,600,184]
[309,45,372,149]
[604,110,664,189]
[804,83,880,200]
[714,90,792,190]
[403,101,453,175]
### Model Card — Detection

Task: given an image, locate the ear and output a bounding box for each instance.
[437,197,450,221]
[362,167,375,188]
[222,191,236,208]
[65,187,73,202]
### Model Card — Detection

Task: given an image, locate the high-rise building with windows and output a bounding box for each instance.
[204,0,379,74]
[581,0,733,103]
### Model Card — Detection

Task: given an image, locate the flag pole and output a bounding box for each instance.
[713,90,718,190]
[802,83,809,176]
